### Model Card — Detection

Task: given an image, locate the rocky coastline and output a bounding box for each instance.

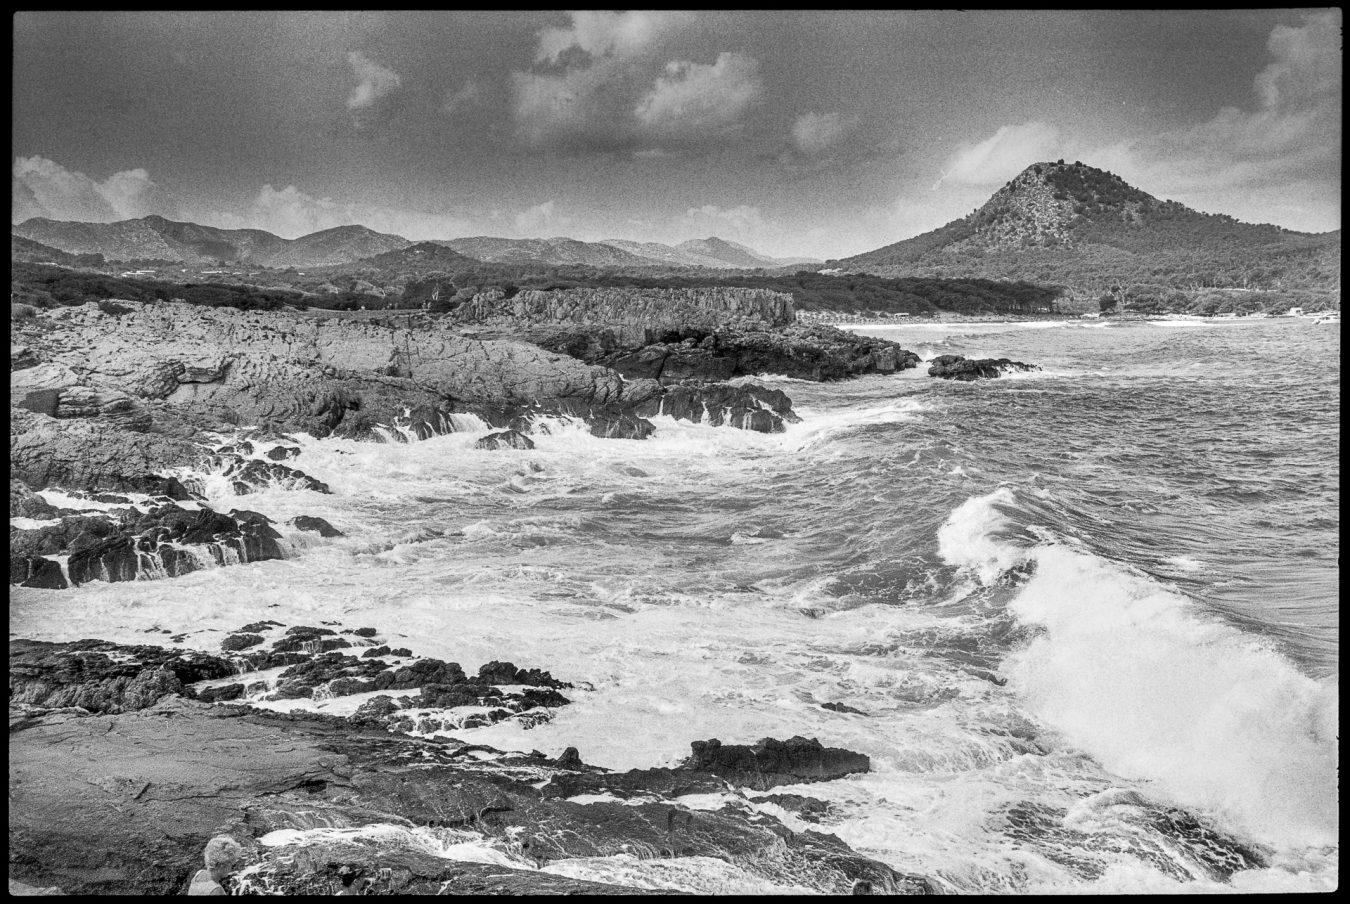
[9,288,1043,894]
[9,629,938,895]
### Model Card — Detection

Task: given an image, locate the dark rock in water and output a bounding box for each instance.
[222,458,331,494]
[476,660,571,689]
[927,354,1039,380]
[288,515,344,537]
[475,430,535,451]
[553,746,585,771]
[350,627,378,637]
[362,645,391,658]
[14,556,68,590]
[215,441,255,457]
[239,619,284,633]
[66,535,140,585]
[822,701,869,716]
[588,411,656,440]
[221,633,264,652]
[635,382,799,433]
[390,647,412,657]
[263,445,301,461]
[682,736,871,791]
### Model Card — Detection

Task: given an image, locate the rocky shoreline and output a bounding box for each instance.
[9,289,1049,894]
[9,629,938,895]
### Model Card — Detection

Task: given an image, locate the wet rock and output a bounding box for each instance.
[475,430,535,451]
[8,639,233,713]
[221,633,264,652]
[635,382,800,433]
[223,458,331,495]
[263,445,301,461]
[927,354,1040,380]
[288,515,344,537]
[475,660,571,689]
[196,683,245,703]
[682,736,871,791]
[821,702,869,716]
[10,480,62,519]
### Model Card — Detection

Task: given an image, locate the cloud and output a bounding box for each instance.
[514,199,560,236]
[791,111,852,156]
[634,53,763,140]
[12,155,180,223]
[936,121,1062,188]
[534,10,684,65]
[511,12,759,152]
[346,50,402,112]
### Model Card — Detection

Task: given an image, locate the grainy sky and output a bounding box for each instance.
[11,10,1342,258]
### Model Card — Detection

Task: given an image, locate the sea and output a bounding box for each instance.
[10,316,1339,893]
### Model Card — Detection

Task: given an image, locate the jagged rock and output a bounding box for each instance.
[635,382,800,433]
[475,430,535,451]
[263,445,301,461]
[10,480,62,519]
[221,458,330,494]
[475,660,571,689]
[821,702,869,716]
[927,354,1040,380]
[8,639,233,713]
[755,793,837,823]
[221,634,264,652]
[681,736,871,791]
[288,515,344,537]
[9,503,286,590]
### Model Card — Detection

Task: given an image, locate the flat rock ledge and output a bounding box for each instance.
[8,633,939,896]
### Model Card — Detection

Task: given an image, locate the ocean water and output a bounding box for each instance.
[11,317,1339,893]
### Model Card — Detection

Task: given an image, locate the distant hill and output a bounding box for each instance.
[444,235,821,270]
[340,241,484,277]
[11,216,410,269]
[440,236,652,268]
[837,161,1340,294]
[13,214,820,273]
[11,235,105,268]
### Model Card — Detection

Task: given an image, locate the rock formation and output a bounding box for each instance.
[927,354,1040,380]
[9,633,939,896]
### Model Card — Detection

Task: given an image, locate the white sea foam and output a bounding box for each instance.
[1003,542,1338,848]
[936,488,1028,585]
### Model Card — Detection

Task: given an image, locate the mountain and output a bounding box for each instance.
[11,235,104,267]
[11,216,410,268]
[262,225,411,268]
[838,161,1340,293]
[440,236,651,268]
[336,241,483,277]
[443,235,820,270]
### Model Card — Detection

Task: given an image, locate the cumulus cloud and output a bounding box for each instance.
[936,121,1062,188]
[12,155,180,223]
[512,11,759,152]
[534,10,683,65]
[791,111,852,156]
[346,50,402,112]
[634,53,763,139]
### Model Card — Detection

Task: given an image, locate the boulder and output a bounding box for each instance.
[681,736,871,791]
[475,430,535,451]
[287,515,344,537]
[927,355,1039,380]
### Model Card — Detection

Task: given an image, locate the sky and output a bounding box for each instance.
[11,10,1343,259]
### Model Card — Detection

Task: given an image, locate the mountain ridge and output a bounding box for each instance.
[835,161,1339,292]
[12,215,817,272]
